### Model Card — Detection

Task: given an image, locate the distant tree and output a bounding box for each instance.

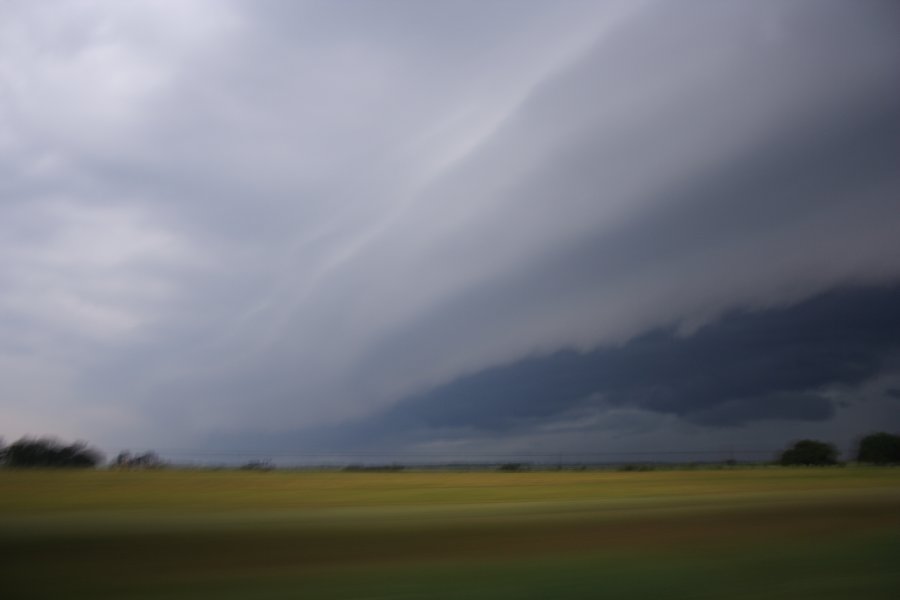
[240,460,274,471]
[113,451,132,467]
[778,439,839,466]
[342,464,404,472]
[617,463,655,472]
[113,450,164,469]
[856,432,900,464]
[498,463,528,472]
[2,437,103,468]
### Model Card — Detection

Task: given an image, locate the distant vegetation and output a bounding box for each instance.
[240,459,275,471]
[2,432,900,469]
[0,437,103,468]
[112,451,166,469]
[342,464,405,472]
[856,432,900,464]
[498,462,529,471]
[777,439,839,466]
[617,463,657,472]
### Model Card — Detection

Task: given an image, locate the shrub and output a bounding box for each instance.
[856,432,900,464]
[617,463,655,472]
[342,464,404,472]
[113,451,165,469]
[240,460,274,471]
[2,437,103,468]
[498,463,528,472]
[778,439,838,466]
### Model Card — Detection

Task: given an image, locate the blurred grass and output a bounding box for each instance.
[1,467,898,598]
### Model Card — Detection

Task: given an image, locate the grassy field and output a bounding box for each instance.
[1,467,898,599]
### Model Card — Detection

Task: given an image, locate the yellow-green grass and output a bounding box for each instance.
[1,467,898,598]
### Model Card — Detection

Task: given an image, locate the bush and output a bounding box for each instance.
[342,464,404,472]
[2,437,103,468]
[240,460,274,471]
[113,451,165,469]
[856,432,900,464]
[498,463,528,472]
[617,463,655,472]
[778,439,838,466]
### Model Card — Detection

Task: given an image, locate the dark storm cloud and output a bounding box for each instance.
[208,284,900,456]
[358,284,900,434]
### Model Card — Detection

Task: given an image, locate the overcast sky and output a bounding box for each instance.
[2,0,899,462]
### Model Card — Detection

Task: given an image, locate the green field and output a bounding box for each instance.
[1,467,898,599]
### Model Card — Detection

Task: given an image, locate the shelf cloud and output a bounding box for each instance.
[2,0,899,456]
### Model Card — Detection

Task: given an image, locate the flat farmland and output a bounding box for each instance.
[1,468,898,599]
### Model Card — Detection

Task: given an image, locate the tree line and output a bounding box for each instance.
[0,437,104,468]
[778,433,900,466]
[1,432,899,469]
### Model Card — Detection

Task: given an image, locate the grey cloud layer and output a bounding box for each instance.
[228,283,899,455]
[1,0,899,450]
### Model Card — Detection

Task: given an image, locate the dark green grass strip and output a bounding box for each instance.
[3,499,898,599]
